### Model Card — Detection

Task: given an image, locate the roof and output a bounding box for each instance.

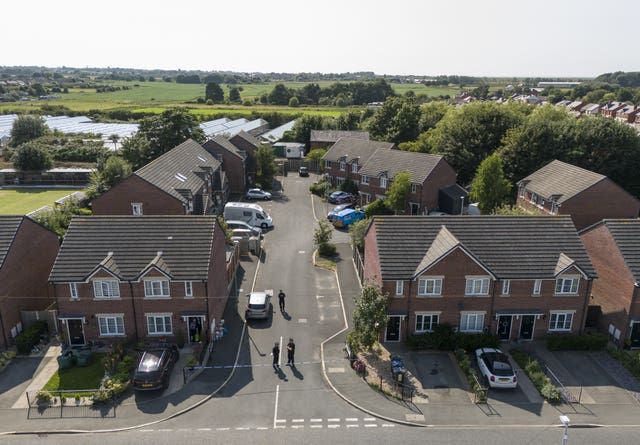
[517,160,606,204]
[322,138,394,163]
[204,135,246,160]
[49,216,219,282]
[370,215,595,280]
[311,130,369,144]
[135,139,220,204]
[259,120,296,143]
[593,219,640,283]
[232,130,262,148]
[359,148,444,183]
[0,216,24,270]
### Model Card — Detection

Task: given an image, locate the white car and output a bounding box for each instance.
[246,188,272,200]
[245,290,272,320]
[475,348,518,389]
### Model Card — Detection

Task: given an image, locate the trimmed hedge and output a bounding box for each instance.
[546,333,608,351]
[455,349,486,403]
[15,321,48,354]
[510,348,561,403]
[407,324,500,352]
[609,348,640,381]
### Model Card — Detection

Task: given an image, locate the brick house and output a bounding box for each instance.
[230,130,263,186]
[580,219,640,348]
[516,160,640,231]
[363,215,595,343]
[204,135,248,194]
[600,101,627,118]
[322,138,463,214]
[0,216,60,350]
[310,130,369,150]
[50,216,229,346]
[92,139,227,216]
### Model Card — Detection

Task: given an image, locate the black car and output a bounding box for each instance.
[133,344,179,391]
[299,166,309,177]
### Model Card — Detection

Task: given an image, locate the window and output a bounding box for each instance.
[93,280,120,298]
[362,193,371,204]
[555,276,579,295]
[519,187,526,198]
[144,280,170,297]
[502,280,510,295]
[530,193,538,205]
[533,279,542,295]
[380,177,387,189]
[69,283,78,300]
[351,163,358,173]
[98,316,124,336]
[147,315,172,335]
[418,278,443,296]
[460,313,484,332]
[395,280,403,296]
[361,175,369,185]
[131,203,143,215]
[549,312,573,331]
[415,313,439,333]
[340,161,346,171]
[411,183,417,193]
[324,160,331,169]
[185,281,193,297]
[465,277,489,296]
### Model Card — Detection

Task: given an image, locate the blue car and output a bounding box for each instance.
[332,208,365,228]
[327,191,354,204]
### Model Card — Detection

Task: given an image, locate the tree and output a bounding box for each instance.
[228,87,241,103]
[340,177,358,195]
[108,134,120,151]
[256,145,277,188]
[32,198,85,236]
[205,82,224,103]
[469,152,512,213]
[349,217,371,253]
[10,115,50,147]
[120,133,153,170]
[288,96,300,107]
[313,219,336,257]
[384,171,412,214]
[305,147,327,172]
[11,142,52,170]
[268,84,293,105]
[366,97,421,144]
[352,282,389,352]
[364,198,393,218]
[284,115,330,148]
[101,155,132,188]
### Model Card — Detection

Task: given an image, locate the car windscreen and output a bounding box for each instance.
[138,350,163,372]
[248,303,266,310]
[490,358,514,376]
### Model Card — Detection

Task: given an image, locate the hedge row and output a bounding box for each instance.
[407,324,500,352]
[509,348,561,402]
[546,333,608,351]
[15,321,48,354]
[609,348,640,381]
[455,349,486,403]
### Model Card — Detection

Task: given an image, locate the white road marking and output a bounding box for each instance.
[298,318,308,323]
[327,418,340,422]
[346,424,359,428]
[345,417,358,422]
[316,295,325,299]
[310,418,322,422]
[278,336,283,368]
[382,424,396,428]
[310,425,323,429]
[139,430,153,432]
[299,250,306,254]
[257,427,269,430]
[328,367,345,373]
[292,419,305,423]
[273,384,280,429]
[235,427,250,431]
[328,424,340,429]
[292,425,304,429]
[365,424,378,428]
[364,417,376,421]
[275,419,286,423]
[197,428,211,431]
[216,428,230,431]
[157,429,172,432]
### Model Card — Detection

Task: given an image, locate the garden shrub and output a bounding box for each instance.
[35,390,52,404]
[15,320,48,354]
[407,324,499,352]
[541,382,562,403]
[509,348,562,403]
[309,178,331,197]
[318,242,337,257]
[547,334,607,351]
[609,348,640,380]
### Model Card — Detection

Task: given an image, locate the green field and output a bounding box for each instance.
[0,188,84,215]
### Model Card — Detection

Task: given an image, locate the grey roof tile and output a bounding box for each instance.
[311,130,369,143]
[322,138,394,163]
[360,149,444,183]
[0,216,23,270]
[204,135,246,160]
[600,219,640,282]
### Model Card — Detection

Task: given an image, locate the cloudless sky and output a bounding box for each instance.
[4,0,639,77]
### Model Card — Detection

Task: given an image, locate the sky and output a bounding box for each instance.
[4,0,639,78]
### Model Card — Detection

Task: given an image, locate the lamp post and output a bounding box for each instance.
[559,415,570,445]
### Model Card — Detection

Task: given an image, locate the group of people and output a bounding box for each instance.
[271,338,295,370]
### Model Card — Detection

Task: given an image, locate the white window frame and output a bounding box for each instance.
[339,161,346,171]
[380,176,388,189]
[144,279,170,298]
[361,175,369,185]
[415,313,440,333]
[460,312,485,333]
[530,193,538,205]
[98,315,125,336]
[395,280,403,296]
[185,281,193,297]
[351,163,358,173]
[131,203,143,215]
[411,183,417,193]
[324,160,331,169]
[69,283,78,300]
[93,280,120,299]
[417,277,443,296]
[146,314,173,335]
[465,277,490,296]
[519,187,526,198]
[502,280,510,296]
[549,312,573,332]
[533,279,542,296]
[555,276,579,295]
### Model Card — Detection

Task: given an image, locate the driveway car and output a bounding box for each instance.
[245,290,272,320]
[327,191,354,204]
[299,166,309,177]
[133,344,179,391]
[332,208,365,228]
[327,203,356,221]
[475,348,517,389]
[226,220,263,238]
[246,188,272,200]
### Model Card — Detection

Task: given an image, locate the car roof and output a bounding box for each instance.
[249,292,269,304]
[138,349,166,372]
[336,208,359,217]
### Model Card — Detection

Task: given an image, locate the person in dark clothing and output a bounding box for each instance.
[278,289,286,312]
[286,338,295,366]
[272,342,280,370]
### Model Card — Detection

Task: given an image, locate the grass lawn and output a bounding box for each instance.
[42,352,106,392]
[0,188,84,215]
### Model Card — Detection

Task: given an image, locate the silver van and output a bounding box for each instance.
[223,202,273,229]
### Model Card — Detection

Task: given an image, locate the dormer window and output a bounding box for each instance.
[340,161,346,171]
[380,176,387,189]
[361,175,369,185]
[131,203,143,215]
[351,163,358,173]
[93,280,120,299]
[144,279,170,298]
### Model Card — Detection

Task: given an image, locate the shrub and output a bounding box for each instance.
[406,324,499,352]
[547,334,607,351]
[35,390,52,404]
[0,358,5,368]
[509,348,562,403]
[609,348,640,380]
[186,356,198,366]
[541,382,562,403]
[15,320,48,354]
[318,242,337,257]
[309,179,331,197]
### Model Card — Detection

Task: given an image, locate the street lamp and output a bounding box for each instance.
[559,415,570,445]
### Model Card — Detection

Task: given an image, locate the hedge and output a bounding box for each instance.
[454,349,486,403]
[407,324,500,352]
[15,321,48,354]
[609,348,640,381]
[546,333,608,351]
[510,348,561,403]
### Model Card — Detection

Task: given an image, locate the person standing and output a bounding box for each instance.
[286,338,295,366]
[278,289,286,312]
[271,342,280,371]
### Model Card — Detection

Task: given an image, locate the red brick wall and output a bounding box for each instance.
[204,141,246,194]
[92,175,186,215]
[0,219,59,350]
[418,159,457,212]
[207,220,230,326]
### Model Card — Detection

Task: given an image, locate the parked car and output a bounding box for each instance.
[327,191,354,204]
[245,290,273,320]
[246,188,272,200]
[299,166,309,177]
[332,208,365,228]
[133,344,180,391]
[327,203,356,221]
[225,220,263,238]
[475,348,517,389]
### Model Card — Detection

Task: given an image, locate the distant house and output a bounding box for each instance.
[204,135,248,194]
[580,220,640,348]
[616,105,639,123]
[516,160,640,230]
[581,103,601,116]
[364,215,596,343]
[600,101,627,118]
[230,130,263,186]
[50,216,229,346]
[309,130,369,150]
[92,139,226,215]
[0,216,60,351]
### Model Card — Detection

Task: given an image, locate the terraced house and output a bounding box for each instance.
[363,215,596,343]
[50,216,229,347]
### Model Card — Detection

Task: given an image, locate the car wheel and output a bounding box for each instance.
[264,196,269,200]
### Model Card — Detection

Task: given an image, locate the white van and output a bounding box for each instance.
[223,202,273,229]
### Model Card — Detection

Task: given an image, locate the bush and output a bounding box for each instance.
[509,348,562,402]
[35,390,52,404]
[609,348,640,380]
[407,324,500,352]
[547,334,608,351]
[318,242,337,257]
[454,349,486,402]
[15,320,48,354]
[309,179,331,197]
[2,351,16,361]
[541,382,562,403]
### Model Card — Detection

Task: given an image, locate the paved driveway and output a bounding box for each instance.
[410,352,471,404]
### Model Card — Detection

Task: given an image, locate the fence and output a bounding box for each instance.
[26,389,116,419]
[545,365,582,404]
[352,246,365,285]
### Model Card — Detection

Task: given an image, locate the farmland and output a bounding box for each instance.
[0,188,84,215]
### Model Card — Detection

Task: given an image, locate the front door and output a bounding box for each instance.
[498,315,512,340]
[410,203,419,215]
[188,317,203,343]
[519,315,535,341]
[67,319,85,345]
[385,316,401,342]
[630,323,640,349]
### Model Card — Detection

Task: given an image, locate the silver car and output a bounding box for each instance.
[225,220,263,238]
[246,188,272,200]
[245,291,272,319]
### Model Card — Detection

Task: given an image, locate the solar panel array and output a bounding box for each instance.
[260,120,297,142]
